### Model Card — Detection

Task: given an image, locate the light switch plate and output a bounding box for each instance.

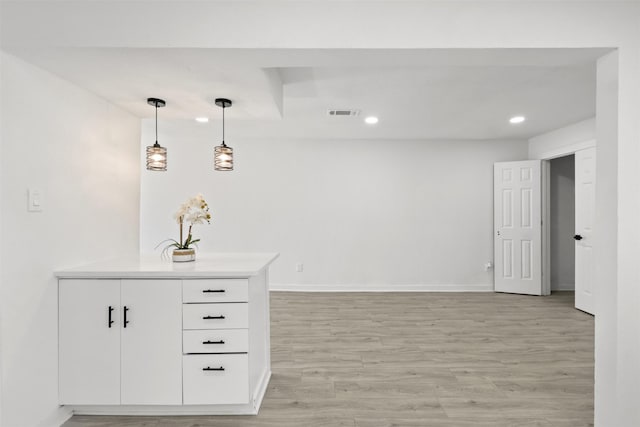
[28,188,43,212]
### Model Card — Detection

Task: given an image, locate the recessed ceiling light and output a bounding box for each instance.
[365,116,379,125]
[195,117,209,123]
[509,116,526,124]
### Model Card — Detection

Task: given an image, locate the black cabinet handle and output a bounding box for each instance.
[202,315,225,320]
[123,306,130,328]
[203,340,225,345]
[574,234,583,241]
[203,289,226,293]
[108,306,114,328]
[203,366,225,371]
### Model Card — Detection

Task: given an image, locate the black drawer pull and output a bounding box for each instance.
[203,315,225,320]
[203,289,226,293]
[203,340,225,345]
[203,366,225,371]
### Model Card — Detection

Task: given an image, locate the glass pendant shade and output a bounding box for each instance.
[146,97,167,171]
[146,143,167,171]
[214,144,233,171]
[214,98,234,171]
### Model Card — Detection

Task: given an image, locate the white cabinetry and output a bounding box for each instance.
[59,279,182,405]
[183,354,249,405]
[183,302,249,330]
[56,253,277,416]
[182,278,250,405]
[120,280,182,404]
[59,279,120,405]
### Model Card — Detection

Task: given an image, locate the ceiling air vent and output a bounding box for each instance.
[327,109,360,117]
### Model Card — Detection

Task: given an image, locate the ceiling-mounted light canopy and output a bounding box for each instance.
[146,97,167,171]
[214,98,233,171]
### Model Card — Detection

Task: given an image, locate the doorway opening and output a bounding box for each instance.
[494,146,596,316]
[543,146,596,315]
[549,155,576,293]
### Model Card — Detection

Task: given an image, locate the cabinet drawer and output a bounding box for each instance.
[183,279,248,303]
[183,303,248,330]
[183,354,249,405]
[183,329,248,354]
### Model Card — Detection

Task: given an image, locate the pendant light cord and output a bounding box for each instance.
[222,103,226,147]
[155,101,159,146]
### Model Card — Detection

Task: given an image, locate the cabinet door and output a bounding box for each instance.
[121,279,182,404]
[59,279,120,404]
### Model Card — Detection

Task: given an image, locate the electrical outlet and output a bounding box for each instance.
[296,263,304,272]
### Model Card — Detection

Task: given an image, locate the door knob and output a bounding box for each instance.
[573,235,583,241]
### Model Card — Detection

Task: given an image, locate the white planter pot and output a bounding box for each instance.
[172,248,196,262]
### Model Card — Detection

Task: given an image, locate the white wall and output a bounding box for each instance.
[0,52,141,427]
[549,155,575,291]
[529,117,595,160]
[140,122,528,290]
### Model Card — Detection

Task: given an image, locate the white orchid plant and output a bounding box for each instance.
[158,194,212,257]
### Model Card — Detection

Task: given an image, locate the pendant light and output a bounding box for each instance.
[146,97,167,171]
[214,98,233,171]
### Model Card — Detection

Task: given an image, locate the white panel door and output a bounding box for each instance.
[120,280,182,405]
[494,161,543,295]
[575,148,596,315]
[59,279,120,404]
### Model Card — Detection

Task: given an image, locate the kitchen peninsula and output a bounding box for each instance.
[55,253,278,416]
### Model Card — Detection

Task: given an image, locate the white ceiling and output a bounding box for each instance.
[5,47,610,140]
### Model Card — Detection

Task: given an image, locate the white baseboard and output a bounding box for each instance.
[71,403,259,416]
[270,283,493,292]
[552,283,576,291]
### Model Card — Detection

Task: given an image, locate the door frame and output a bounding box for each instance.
[537,138,596,304]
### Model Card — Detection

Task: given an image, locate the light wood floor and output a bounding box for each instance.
[63,291,594,427]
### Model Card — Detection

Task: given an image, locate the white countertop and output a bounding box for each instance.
[55,253,279,279]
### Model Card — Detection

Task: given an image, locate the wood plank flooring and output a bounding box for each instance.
[63,291,594,427]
